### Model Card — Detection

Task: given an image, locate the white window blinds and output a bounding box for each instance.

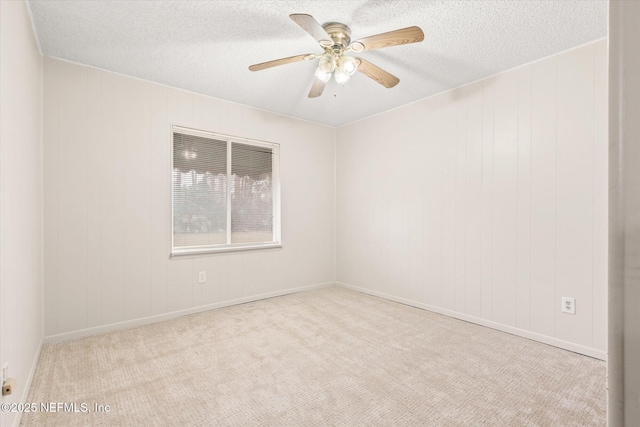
[172,126,280,255]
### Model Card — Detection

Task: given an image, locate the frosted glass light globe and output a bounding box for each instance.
[315,68,331,83]
[318,53,336,73]
[339,56,358,76]
[334,69,350,84]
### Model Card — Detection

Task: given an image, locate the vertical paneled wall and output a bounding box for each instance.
[336,40,608,358]
[0,2,43,426]
[43,58,336,337]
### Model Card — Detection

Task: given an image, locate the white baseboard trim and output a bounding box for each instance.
[13,337,43,427]
[44,282,334,344]
[337,282,607,361]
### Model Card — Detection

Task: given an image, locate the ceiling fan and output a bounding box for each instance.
[248,14,424,98]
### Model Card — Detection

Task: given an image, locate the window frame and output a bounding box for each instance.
[170,124,281,257]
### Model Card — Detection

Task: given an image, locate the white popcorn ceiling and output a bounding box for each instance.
[28,0,607,127]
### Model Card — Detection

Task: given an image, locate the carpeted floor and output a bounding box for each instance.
[22,286,605,426]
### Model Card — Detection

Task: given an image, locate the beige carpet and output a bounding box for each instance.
[22,286,605,426]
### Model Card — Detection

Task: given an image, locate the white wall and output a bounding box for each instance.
[336,40,608,359]
[43,58,336,339]
[41,38,607,360]
[0,1,44,426]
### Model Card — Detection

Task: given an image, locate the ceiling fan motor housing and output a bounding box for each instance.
[322,22,352,48]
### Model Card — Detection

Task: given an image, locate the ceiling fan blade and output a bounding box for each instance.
[290,14,333,47]
[248,54,313,72]
[308,76,327,98]
[356,58,400,88]
[351,26,424,52]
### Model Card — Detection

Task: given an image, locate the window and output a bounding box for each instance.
[171,125,280,255]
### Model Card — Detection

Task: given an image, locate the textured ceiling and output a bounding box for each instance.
[28,0,607,127]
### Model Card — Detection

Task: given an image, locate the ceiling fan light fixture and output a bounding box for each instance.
[338,56,358,76]
[318,53,336,73]
[315,67,331,83]
[334,69,350,84]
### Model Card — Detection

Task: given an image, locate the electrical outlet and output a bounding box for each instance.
[198,271,206,284]
[561,297,576,314]
[2,378,14,396]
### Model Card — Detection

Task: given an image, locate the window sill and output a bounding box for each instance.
[170,243,282,258]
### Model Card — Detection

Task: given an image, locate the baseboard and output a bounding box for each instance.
[337,282,607,361]
[12,337,43,427]
[44,282,334,344]
[42,279,606,358]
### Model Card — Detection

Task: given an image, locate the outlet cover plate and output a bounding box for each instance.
[198,271,206,284]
